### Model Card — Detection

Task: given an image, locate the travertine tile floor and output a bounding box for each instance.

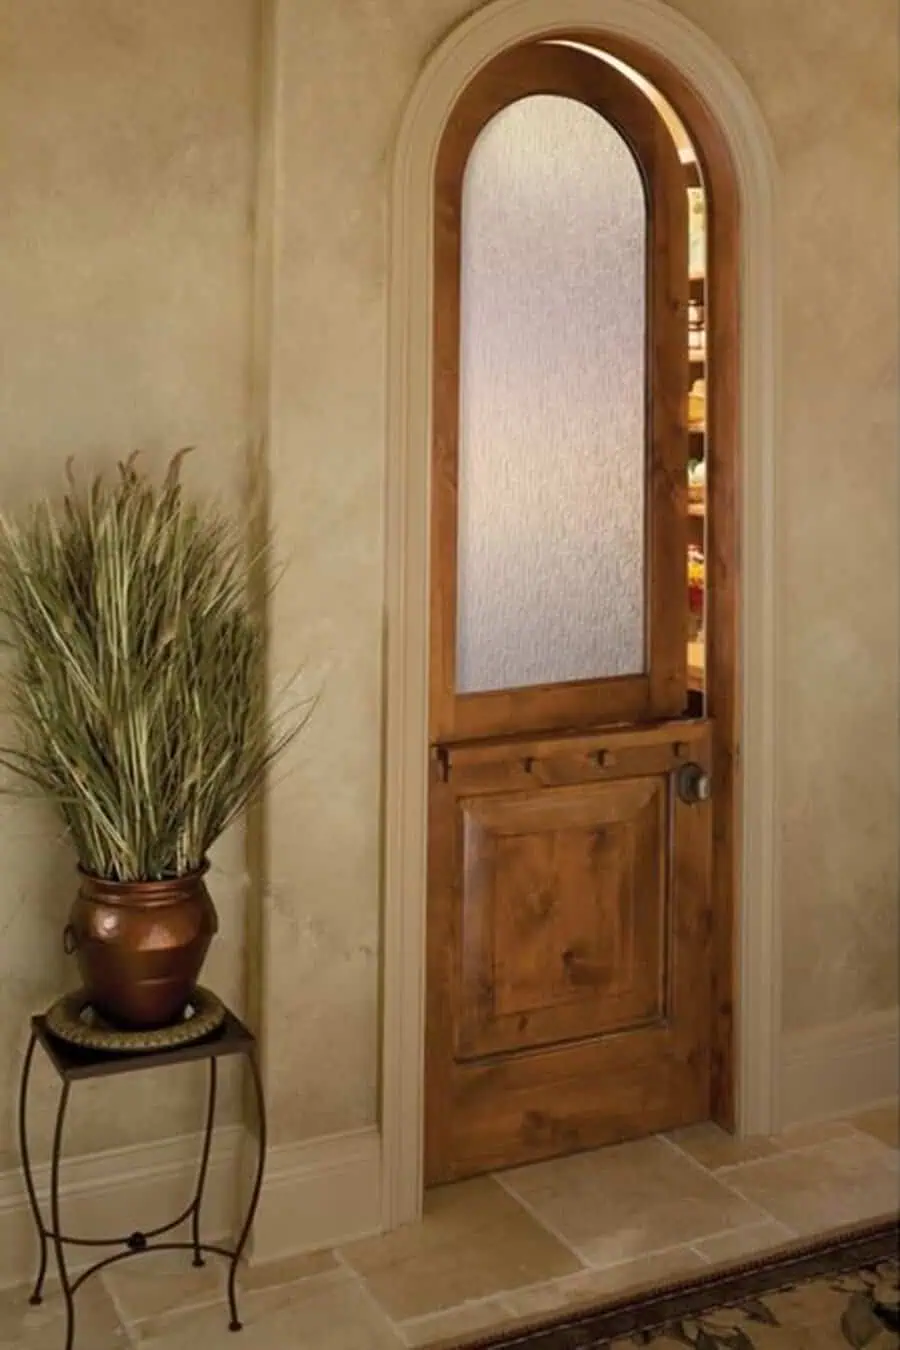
[3,1105,897,1349]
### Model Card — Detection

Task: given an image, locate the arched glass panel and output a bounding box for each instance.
[456,94,647,693]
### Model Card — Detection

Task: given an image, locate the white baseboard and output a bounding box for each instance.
[248,1126,382,1264]
[0,1123,383,1291]
[780,1008,900,1128]
[0,1125,242,1291]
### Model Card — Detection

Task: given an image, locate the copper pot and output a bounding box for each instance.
[65,864,218,1029]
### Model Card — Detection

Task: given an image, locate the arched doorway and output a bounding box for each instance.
[381,0,779,1228]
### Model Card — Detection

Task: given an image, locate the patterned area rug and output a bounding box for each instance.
[448,1218,899,1349]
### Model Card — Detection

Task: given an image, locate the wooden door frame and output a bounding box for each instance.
[381,0,781,1231]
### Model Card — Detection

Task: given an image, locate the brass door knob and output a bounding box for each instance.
[676,762,711,805]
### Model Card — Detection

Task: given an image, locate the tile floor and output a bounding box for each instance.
[3,1105,897,1350]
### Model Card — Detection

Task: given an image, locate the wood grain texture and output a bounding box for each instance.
[456,778,666,1059]
[425,721,713,1183]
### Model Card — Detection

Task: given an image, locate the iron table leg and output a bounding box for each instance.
[190,1057,218,1268]
[17,1031,48,1306]
[226,1050,267,1332]
[49,1080,75,1350]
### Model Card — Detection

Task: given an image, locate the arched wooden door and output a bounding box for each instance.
[425,42,714,1184]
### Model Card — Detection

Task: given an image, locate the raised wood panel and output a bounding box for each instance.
[456,777,667,1059]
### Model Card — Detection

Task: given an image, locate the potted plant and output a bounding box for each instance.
[0,451,300,1029]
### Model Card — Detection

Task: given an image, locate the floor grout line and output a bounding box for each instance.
[712,1129,899,1175]
[399,1295,514,1337]
[655,1134,788,1220]
[394,1244,694,1333]
[395,1241,707,1337]
[686,1216,797,1261]
[100,1264,241,1336]
[98,1269,139,1347]
[657,1131,785,1228]
[669,1128,900,1235]
[495,1143,797,1272]
[662,1121,894,1179]
[581,1223,782,1272]
[396,1218,803,1336]
[399,1298,512,1331]
[100,1252,353,1342]
[490,1168,594,1267]
[331,1247,409,1345]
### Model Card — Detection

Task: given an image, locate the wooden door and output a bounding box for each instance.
[426,43,713,1184]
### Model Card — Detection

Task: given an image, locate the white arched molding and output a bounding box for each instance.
[381,0,781,1228]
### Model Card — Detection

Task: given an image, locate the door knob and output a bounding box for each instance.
[676,761,711,805]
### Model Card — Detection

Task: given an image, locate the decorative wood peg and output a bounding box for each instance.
[432,746,450,782]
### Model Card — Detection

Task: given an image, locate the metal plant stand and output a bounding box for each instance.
[17,1005,266,1350]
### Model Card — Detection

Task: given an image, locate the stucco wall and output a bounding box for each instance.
[0,0,259,1164]
[668,1,899,1030]
[0,0,896,1173]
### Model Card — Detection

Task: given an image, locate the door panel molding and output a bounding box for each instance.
[455,777,667,1060]
[382,0,780,1228]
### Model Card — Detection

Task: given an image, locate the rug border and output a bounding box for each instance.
[441,1213,900,1350]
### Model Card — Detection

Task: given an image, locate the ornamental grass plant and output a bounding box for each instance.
[0,451,298,882]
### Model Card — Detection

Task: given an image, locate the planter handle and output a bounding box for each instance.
[63,924,79,956]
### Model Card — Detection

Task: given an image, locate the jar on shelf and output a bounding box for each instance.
[688,544,705,641]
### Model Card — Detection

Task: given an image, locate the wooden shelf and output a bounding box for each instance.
[689,348,706,365]
[689,500,705,518]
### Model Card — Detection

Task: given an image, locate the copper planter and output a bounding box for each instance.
[65,864,218,1030]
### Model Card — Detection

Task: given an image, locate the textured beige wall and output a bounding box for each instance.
[1,0,897,1171]
[262,0,475,1145]
[0,0,259,1165]
[670,4,899,1033]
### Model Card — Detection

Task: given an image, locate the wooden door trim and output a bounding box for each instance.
[430,42,691,743]
[382,0,780,1230]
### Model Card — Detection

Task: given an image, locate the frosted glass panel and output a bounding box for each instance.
[456,95,647,693]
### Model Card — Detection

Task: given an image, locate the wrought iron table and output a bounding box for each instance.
[17,1006,266,1350]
